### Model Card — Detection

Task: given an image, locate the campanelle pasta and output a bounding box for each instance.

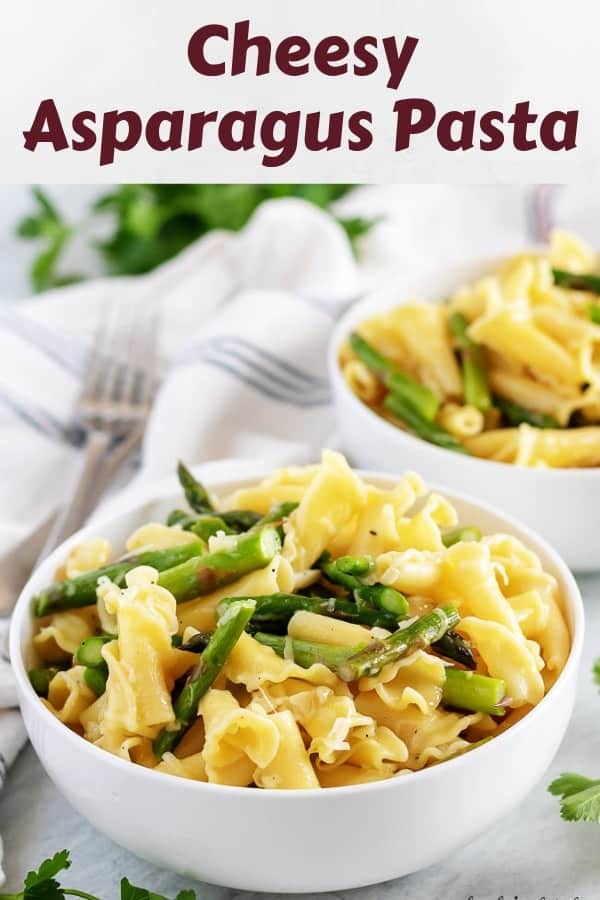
[341,229,600,467]
[30,452,570,789]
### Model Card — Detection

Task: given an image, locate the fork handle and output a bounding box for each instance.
[39,430,112,560]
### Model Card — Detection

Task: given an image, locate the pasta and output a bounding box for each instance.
[341,229,600,467]
[29,452,570,789]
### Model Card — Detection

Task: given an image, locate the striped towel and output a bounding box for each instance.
[0,186,558,882]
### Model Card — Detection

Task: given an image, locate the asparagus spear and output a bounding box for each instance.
[157,527,281,603]
[552,268,600,295]
[219,509,262,530]
[75,635,113,668]
[256,625,478,680]
[335,555,374,577]
[166,509,194,528]
[494,396,560,429]
[448,312,492,412]
[442,667,506,715]
[337,605,460,681]
[254,632,365,670]
[177,461,215,513]
[249,501,299,532]
[32,541,204,617]
[354,584,408,618]
[29,666,63,697]
[189,516,236,541]
[320,553,377,591]
[217,592,401,630]
[432,630,476,669]
[442,526,482,548]
[318,554,408,618]
[350,332,439,421]
[177,462,260,531]
[153,599,256,758]
[384,394,471,454]
[84,665,108,697]
[166,509,256,537]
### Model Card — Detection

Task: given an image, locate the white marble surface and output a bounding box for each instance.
[2,575,599,898]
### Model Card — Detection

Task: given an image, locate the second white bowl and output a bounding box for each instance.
[329,260,600,572]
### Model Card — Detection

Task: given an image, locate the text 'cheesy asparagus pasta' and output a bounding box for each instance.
[341,229,600,467]
[29,452,570,788]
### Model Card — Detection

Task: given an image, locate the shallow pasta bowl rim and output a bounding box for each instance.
[10,464,585,799]
[329,273,600,479]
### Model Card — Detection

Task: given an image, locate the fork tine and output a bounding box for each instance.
[79,303,116,406]
[120,292,161,410]
[78,291,161,434]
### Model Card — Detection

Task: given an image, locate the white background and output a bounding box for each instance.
[1,0,599,182]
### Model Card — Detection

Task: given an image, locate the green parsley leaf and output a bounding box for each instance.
[0,850,72,900]
[548,772,600,823]
[23,851,71,888]
[120,879,150,900]
[120,879,197,900]
[0,851,197,900]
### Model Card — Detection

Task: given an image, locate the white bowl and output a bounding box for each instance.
[10,464,584,893]
[329,259,600,572]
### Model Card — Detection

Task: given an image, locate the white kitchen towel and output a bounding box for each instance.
[0,185,548,883]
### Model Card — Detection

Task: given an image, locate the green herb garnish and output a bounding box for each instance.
[0,850,197,900]
[17,185,373,292]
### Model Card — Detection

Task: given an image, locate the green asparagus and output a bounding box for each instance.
[189,515,235,541]
[354,584,408,618]
[320,554,364,592]
[442,526,482,548]
[177,461,215,513]
[350,332,439,421]
[75,635,113,668]
[166,509,193,527]
[254,632,365,670]
[431,630,476,669]
[217,592,400,630]
[153,599,256,757]
[157,527,281,603]
[335,555,374,577]
[552,268,600,295]
[495,395,560,429]
[249,501,299,531]
[32,541,204,617]
[318,553,408,618]
[319,553,376,591]
[84,665,108,697]
[448,312,492,411]
[337,605,460,681]
[441,667,506,715]
[166,509,255,536]
[384,394,471,454]
[219,509,263,530]
[28,666,63,697]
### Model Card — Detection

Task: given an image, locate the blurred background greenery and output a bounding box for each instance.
[16,184,374,293]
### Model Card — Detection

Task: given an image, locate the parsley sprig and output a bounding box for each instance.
[548,658,600,824]
[17,184,373,293]
[0,850,197,900]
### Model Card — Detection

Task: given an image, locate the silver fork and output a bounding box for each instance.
[37,293,161,560]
